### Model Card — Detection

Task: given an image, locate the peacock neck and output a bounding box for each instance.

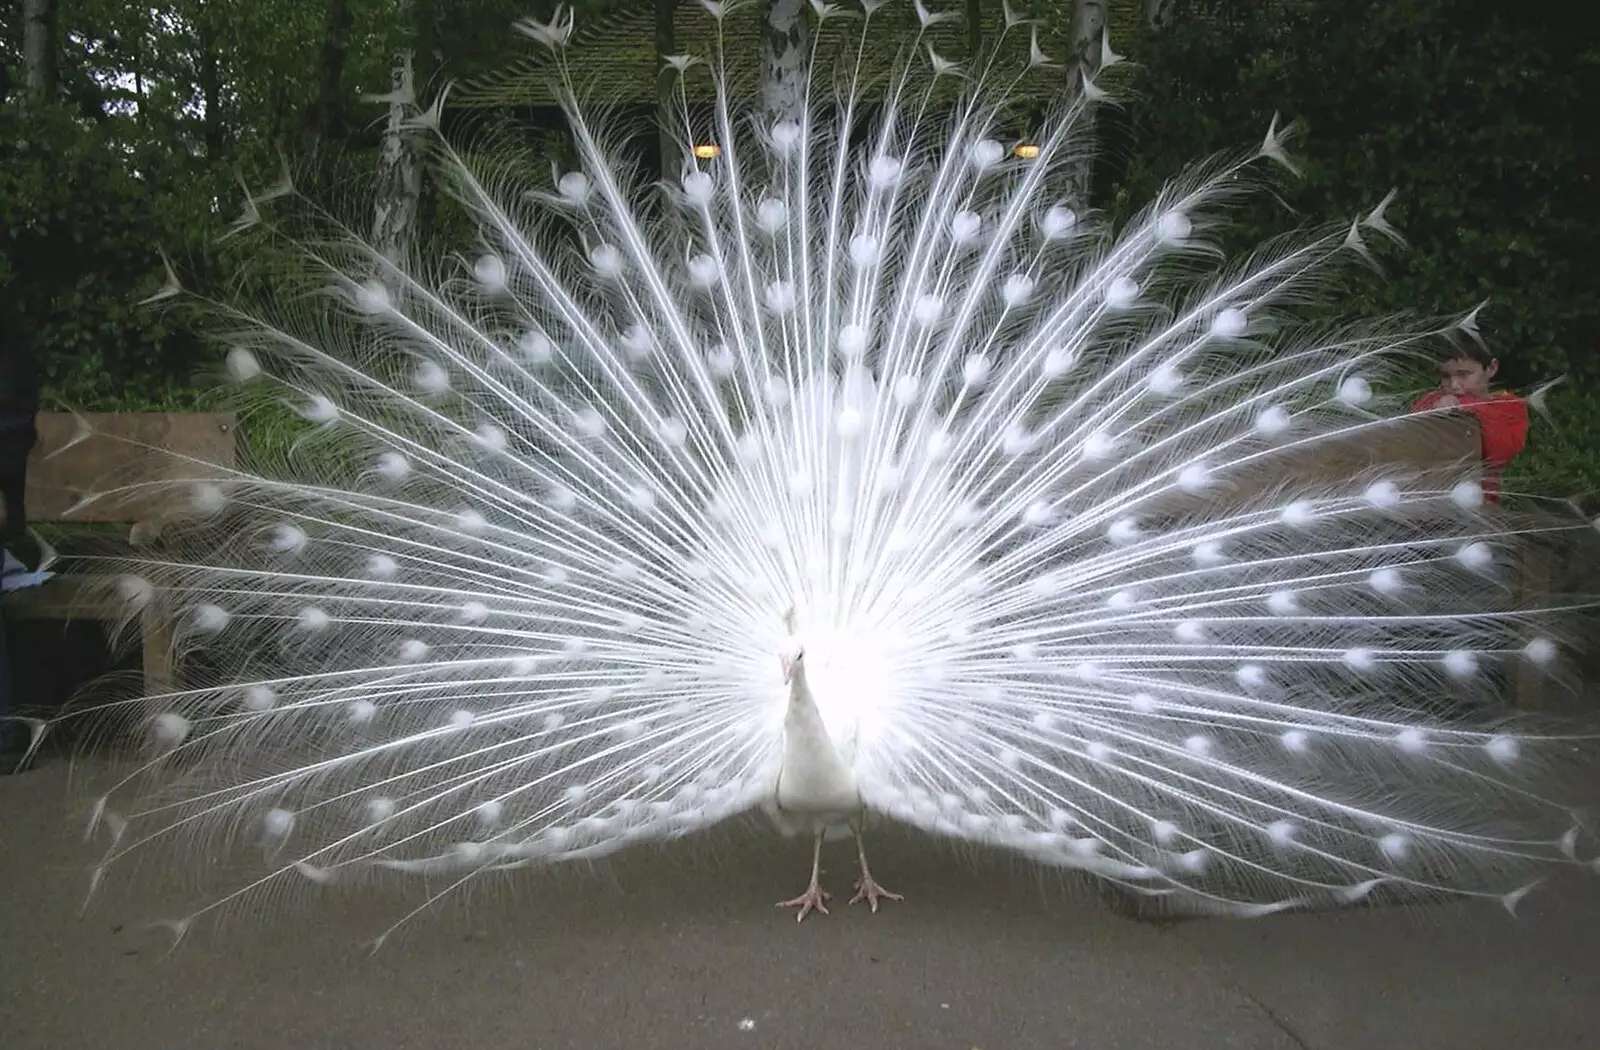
[785,663,861,762]
[776,661,861,818]
[785,665,821,726]
[783,665,836,748]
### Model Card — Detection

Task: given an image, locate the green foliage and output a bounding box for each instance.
[2,0,1596,497]
[0,0,606,415]
[1114,0,1600,495]
[0,99,211,410]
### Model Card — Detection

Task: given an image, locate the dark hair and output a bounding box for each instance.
[1435,329,1496,368]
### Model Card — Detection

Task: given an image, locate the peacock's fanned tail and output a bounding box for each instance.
[62,1,1598,939]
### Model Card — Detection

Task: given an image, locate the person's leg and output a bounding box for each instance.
[0,467,31,577]
[0,420,37,565]
[0,468,23,543]
[0,597,14,759]
[0,424,34,754]
[0,615,30,771]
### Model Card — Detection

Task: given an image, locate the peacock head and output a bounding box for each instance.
[779,634,806,685]
[774,605,891,734]
[779,605,804,683]
[780,648,806,684]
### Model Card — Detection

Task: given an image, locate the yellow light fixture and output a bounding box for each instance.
[692,143,722,159]
[1013,142,1041,159]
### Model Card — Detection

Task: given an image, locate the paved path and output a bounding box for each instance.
[3,759,1595,1050]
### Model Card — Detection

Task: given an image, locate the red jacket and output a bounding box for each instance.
[1410,390,1528,503]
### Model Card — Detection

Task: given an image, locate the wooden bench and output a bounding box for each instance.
[1093,409,1593,921]
[4,412,238,694]
[1133,410,1578,711]
[4,409,1566,705]
[1124,410,1483,515]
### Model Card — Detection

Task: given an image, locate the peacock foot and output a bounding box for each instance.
[849,874,903,913]
[776,883,832,922]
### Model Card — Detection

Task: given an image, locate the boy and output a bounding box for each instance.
[1410,338,1528,504]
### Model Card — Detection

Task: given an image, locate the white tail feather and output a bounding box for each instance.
[56,2,1600,938]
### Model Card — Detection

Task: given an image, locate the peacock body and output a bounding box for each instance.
[64,1,1600,940]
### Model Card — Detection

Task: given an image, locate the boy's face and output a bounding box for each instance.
[1437,356,1497,398]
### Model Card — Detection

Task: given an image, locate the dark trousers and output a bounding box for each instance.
[0,468,12,731]
[0,416,35,736]
[0,610,9,733]
[0,468,24,546]
[0,415,36,547]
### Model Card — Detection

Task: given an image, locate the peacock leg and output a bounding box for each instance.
[849,823,903,912]
[776,832,832,921]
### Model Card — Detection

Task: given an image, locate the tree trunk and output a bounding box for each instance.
[1144,0,1178,31]
[312,0,354,146]
[371,47,422,264]
[197,30,225,162]
[21,0,59,104]
[964,0,982,61]
[1071,0,1108,73]
[759,0,809,129]
[129,25,145,119]
[655,0,679,181]
[1066,0,1108,209]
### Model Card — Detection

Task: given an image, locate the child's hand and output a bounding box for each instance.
[1434,394,1461,409]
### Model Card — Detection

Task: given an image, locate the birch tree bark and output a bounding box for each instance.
[22,0,60,104]
[759,0,809,129]
[1071,1,1108,77]
[371,27,422,265]
[1066,0,1107,210]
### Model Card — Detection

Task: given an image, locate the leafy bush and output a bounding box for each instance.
[7,0,1595,498]
[0,101,215,410]
[1113,0,1600,496]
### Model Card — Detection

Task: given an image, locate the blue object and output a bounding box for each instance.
[1,548,51,592]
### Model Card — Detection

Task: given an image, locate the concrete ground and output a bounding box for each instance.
[3,757,1597,1050]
